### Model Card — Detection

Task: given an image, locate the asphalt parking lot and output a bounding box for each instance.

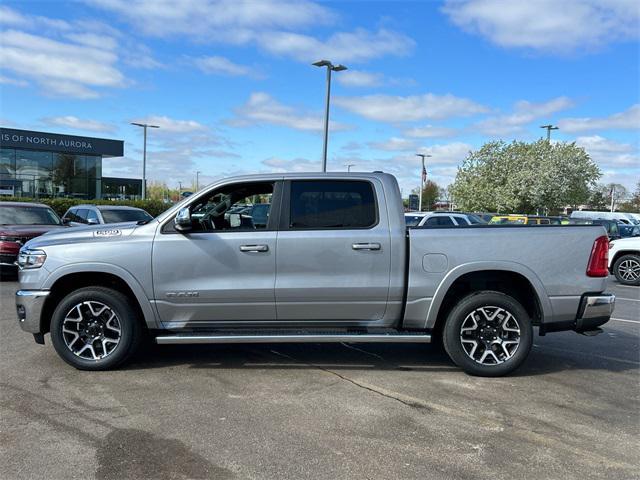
[1,278,638,480]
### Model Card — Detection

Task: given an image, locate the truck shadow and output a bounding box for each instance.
[123,336,639,377]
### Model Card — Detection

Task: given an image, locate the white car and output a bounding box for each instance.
[609,237,640,286]
[417,212,485,227]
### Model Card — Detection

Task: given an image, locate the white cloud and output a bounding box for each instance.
[260,28,414,63]
[87,0,334,41]
[442,0,639,53]
[336,70,384,88]
[369,137,418,152]
[192,56,253,77]
[0,75,28,87]
[475,96,574,136]
[229,92,349,132]
[404,124,457,138]
[558,104,640,133]
[416,142,474,166]
[262,157,323,172]
[129,115,207,133]
[335,93,488,122]
[575,135,639,168]
[0,28,126,99]
[41,116,115,133]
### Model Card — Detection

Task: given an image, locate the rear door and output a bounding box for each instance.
[274,179,391,323]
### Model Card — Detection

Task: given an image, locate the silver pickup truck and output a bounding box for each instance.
[15,173,615,376]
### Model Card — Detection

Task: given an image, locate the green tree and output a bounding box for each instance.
[450,139,601,213]
[619,181,640,212]
[412,179,440,211]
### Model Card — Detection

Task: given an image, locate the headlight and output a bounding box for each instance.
[17,249,47,269]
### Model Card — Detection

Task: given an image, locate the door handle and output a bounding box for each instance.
[240,244,269,252]
[352,243,381,251]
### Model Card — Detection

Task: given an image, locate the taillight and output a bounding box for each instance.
[586,235,609,277]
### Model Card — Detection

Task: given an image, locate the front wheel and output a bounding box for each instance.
[442,291,533,377]
[50,287,142,370]
[613,254,640,286]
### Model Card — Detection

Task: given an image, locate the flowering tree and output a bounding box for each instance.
[450,140,601,213]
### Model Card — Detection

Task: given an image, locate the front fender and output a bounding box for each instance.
[425,261,552,329]
[42,262,160,329]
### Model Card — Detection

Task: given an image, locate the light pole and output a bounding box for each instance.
[131,122,160,200]
[416,153,432,211]
[540,124,558,141]
[345,163,355,172]
[195,171,201,191]
[313,60,347,172]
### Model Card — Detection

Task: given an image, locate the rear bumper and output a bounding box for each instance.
[541,293,615,334]
[15,289,49,334]
[575,293,615,332]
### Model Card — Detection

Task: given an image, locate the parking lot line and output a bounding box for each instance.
[616,297,640,302]
[617,284,640,290]
[611,317,640,324]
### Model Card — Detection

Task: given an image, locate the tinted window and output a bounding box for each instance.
[100,209,153,224]
[86,209,100,223]
[289,180,376,229]
[454,216,471,225]
[405,215,423,226]
[75,209,89,223]
[0,206,61,225]
[465,214,483,224]
[425,216,455,226]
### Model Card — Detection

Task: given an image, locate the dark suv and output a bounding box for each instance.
[0,202,65,275]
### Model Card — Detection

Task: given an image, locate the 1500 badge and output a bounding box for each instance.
[166,291,200,298]
[94,229,122,237]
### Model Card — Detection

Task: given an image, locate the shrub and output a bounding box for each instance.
[0,197,172,217]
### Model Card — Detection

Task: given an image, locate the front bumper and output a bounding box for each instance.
[15,290,49,334]
[0,253,18,268]
[575,294,615,332]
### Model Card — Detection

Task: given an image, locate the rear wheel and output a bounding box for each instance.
[613,254,640,286]
[50,287,142,370]
[442,291,533,377]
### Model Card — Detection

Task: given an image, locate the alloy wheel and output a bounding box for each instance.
[618,259,640,282]
[459,306,521,365]
[62,301,121,360]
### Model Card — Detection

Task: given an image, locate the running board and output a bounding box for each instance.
[155,333,432,345]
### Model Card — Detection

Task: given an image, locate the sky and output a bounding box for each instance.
[0,0,639,196]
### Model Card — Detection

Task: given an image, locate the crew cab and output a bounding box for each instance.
[15,173,615,376]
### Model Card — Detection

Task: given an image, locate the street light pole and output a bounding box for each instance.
[345,163,355,172]
[131,122,160,200]
[416,153,432,212]
[313,60,347,172]
[196,171,201,191]
[540,124,558,141]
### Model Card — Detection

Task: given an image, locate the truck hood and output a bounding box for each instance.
[23,222,140,249]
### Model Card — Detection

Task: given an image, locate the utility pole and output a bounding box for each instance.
[540,124,558,141]
[345,163,355,172]
[178,181,182,192]
[131,122,160,200]
[313,60,347,172]
[610,185,615,212]
[196,171,201,191]
[416,153,432,211]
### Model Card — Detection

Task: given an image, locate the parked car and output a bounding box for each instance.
[0,202,65,275]
[569,219,621,240]
[404,212,428,226]
[16,172,614,376]
[476,212,498,223]
[418,212,485,226]
[609,237,640,286]
[62,205,153,226]
[490,215,556,225]
[619,223,640,238]
[570,210,634,224]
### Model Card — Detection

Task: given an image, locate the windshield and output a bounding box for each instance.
[0,205,61,225]
[100,208,153,224]
[465,214,484,224]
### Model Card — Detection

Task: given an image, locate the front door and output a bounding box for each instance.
[152,181,280,328]
[275,179,391,323]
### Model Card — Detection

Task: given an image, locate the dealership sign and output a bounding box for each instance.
[0,127,124,157]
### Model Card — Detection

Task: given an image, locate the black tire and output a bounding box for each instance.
[613,254,640,286]
[50,287,142,370]
[442,291,533,377]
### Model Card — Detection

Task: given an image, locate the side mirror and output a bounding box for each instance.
[61,217,70,225]
[174,207,192,232]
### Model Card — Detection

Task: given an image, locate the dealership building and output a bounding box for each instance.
[0,127,142,199]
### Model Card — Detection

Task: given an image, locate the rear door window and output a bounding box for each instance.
[289,180,377,229]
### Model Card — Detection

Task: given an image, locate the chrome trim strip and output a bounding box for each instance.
[156,333,432,345]
[16,290,50,297]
